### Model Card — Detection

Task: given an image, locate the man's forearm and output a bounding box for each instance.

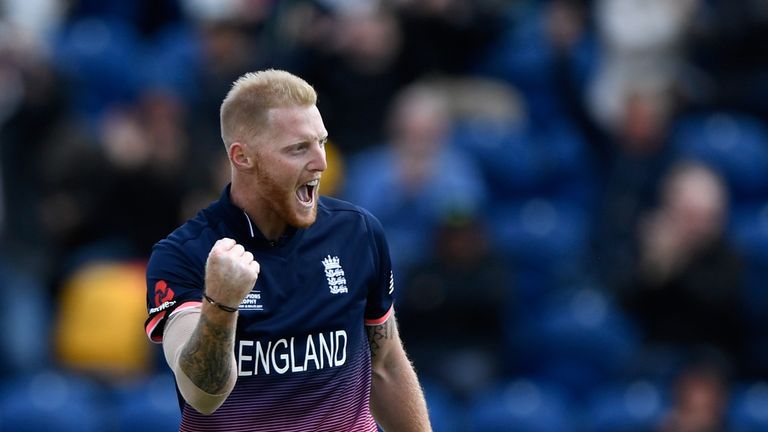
[163,305,239,414]
[178,308,238,394]
[368,319,432,431]
[370,356,431,431]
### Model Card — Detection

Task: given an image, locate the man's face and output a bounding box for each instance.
[253,105,328,228]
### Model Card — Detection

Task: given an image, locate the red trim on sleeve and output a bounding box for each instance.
[364,305,393,326]
[145,301,202,343]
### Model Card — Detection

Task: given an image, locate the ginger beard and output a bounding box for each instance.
[253,156,319,229]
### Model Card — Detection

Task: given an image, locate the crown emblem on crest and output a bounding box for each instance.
[322,255,348,294]
[322,255,341,270]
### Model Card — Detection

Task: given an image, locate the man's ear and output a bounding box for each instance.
[229,142,254,169]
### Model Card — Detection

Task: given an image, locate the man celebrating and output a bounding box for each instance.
[144,69,432,431]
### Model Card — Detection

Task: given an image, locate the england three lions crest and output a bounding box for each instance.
[322,255,348,294]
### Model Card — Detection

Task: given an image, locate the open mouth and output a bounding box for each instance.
[296,179,319,207]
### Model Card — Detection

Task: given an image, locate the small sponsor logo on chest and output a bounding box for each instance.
[322,255,348,294]
[239,290,263,311]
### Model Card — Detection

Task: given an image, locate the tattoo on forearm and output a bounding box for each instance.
[367,318,394,359]
[179,313,234,394]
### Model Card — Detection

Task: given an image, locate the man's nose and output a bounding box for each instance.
[308,142,327,172]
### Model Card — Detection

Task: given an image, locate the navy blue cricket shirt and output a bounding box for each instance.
[144,185,394,431]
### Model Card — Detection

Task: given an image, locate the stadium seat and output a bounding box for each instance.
[729,203,768,265]
[421,380,465,432]
[472,2,597,123]
[0,370,104,432]
[451,121,544,196]
[514,287,640,395]
[487,199,590,271]
[584,379,667,432]
[53,261,152,376]
[112,373,181,432]
[137,24,202,102]
[671,113,768,201]
[467,379,574,432]
[52,18,143,118]
[451,120,592,200]
[728,382,768,432]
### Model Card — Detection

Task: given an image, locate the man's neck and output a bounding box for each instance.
[230,181,286,241]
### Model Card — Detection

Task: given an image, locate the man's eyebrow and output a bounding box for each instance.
[285,135,327,147]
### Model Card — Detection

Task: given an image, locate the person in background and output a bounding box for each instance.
[659,357,731,432]
[398,213,511,399]
[343,82,487,278]
[622,161,746,373]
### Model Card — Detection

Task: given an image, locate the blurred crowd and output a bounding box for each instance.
[2,0,768,430]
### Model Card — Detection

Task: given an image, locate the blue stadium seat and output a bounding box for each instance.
[671,113,768,201]
[421,380,465,432]
[112,373,181,432]
[729,203,768,265]
[451,121,544,196]
[138,24,202,102]
[728,382,768,432]
[451,120,593,201]
[467,379,574,432]
[514,288,640,395]
[584,380,667,432]
[52,18,143,118]
[472,3,597,123]
[0,371,104,432]
[486,199,590,272]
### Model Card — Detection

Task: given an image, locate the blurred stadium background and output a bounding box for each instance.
[2,0,768,430]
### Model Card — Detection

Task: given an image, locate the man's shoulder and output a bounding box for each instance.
[315,196,388,244]
[316,196,380,225]
[153,207,222,258]
[318,196,370,217]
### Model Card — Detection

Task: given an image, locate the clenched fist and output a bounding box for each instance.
[204,238,260,310]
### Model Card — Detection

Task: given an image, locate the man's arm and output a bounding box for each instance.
[163,306,238,414]
[367,311,432,431]
[163,238,260,415]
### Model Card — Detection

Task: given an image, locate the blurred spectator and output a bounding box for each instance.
[343,82,487,276]
[592,81,679,290]
[685,0,768,116]
[398,214,511,398]
[37,99,189,271]
[391,0,503,78]
[659,357,731,432]
[589,0,699,130]
[622,162,747,372]
[0,23,68,268]
[298,4,408,155]
[187,1,276,157]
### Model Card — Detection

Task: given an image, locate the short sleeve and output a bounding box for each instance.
[362,210,395,326]
[144,241,205,343]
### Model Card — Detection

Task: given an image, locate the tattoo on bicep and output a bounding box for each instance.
[179,313,234,394]
[366,318,394,358]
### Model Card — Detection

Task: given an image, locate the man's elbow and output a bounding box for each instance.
[175,366,235,415]
[188,398,225,416]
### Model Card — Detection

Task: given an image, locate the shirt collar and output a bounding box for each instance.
[215,183,298,247]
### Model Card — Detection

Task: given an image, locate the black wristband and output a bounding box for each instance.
[203,293,239,313]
